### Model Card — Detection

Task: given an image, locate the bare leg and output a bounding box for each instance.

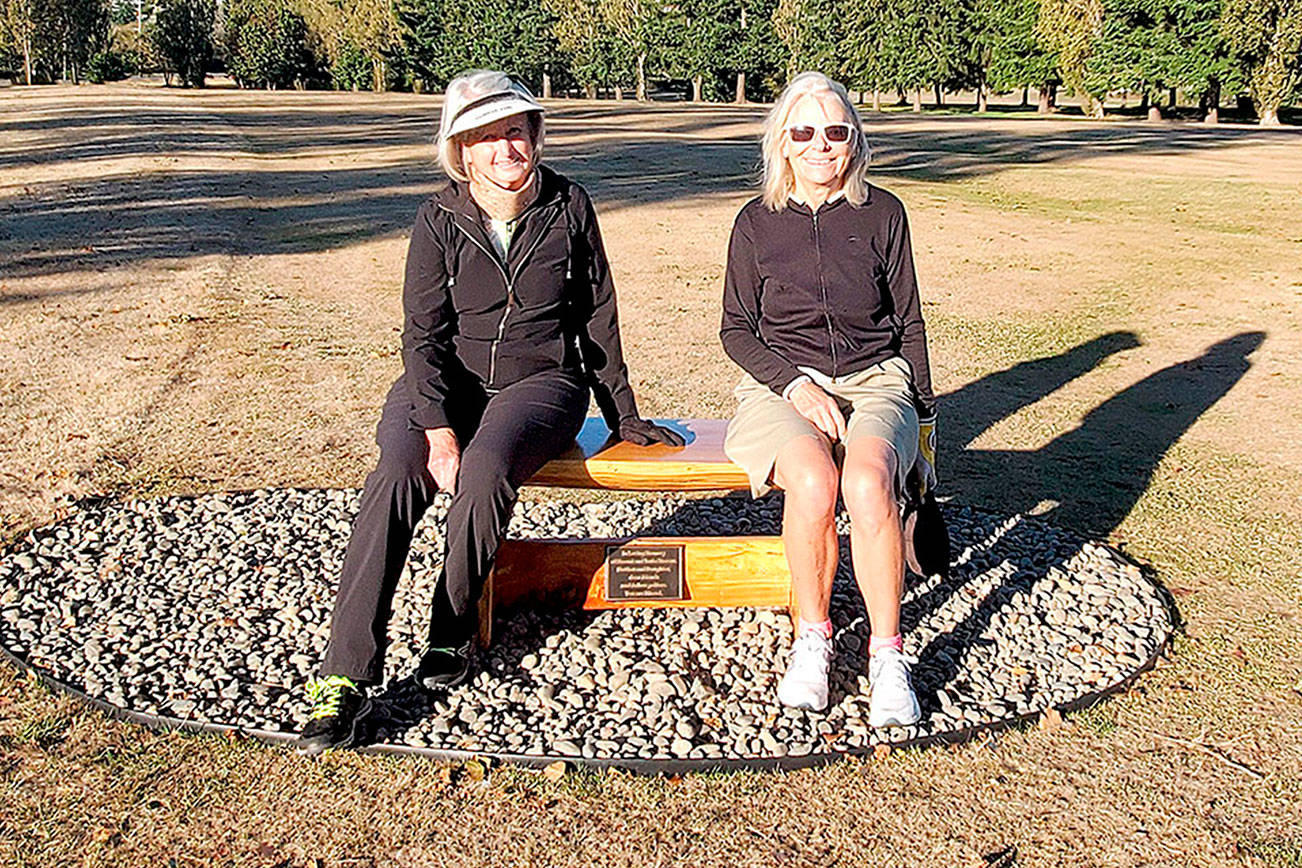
[840,437,903,638]
[772,435,840,623]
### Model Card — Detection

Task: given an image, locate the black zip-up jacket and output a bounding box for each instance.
[719,186,936,417]
[401,166,638,430]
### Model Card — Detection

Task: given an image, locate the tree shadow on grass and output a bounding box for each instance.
[3,97,1299,283]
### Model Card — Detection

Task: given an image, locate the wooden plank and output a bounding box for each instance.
[527,418,751,491]
[491,536,792,612]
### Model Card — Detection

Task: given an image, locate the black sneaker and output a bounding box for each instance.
[294,675,372,756]
[415,641,473,691]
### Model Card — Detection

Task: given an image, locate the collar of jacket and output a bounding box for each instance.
[782,184,873,217]
[435,164,565,220]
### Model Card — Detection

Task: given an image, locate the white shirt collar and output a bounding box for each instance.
[788,188,846,209]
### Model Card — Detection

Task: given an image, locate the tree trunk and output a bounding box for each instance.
[1203,79,1220,124]
[1021,86,1029,107]
[636,53,646,101]
[735,71,745,104]
[1140,90,1148,110]
[1037,83,1056,113]
[912,88,922,112]
[933,82,943,107]
[872,89,881,112]
[856,89,864,104]
[1260,106,1281,126]
[614,85,624,100]
[1147,104,1162,122]
[584,83,597,100]
[976,80,987,112]
[692,75,702,102]
[542,73,551,99]
[1167,86,1176,109]
[22,38,32,86]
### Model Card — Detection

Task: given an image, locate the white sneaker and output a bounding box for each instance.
[868,647,921,727]
[777,629,834,711]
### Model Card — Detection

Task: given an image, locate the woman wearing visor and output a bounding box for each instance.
[721,72,937,726]
[296,70,682,754]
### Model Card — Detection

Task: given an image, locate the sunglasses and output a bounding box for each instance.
[786,123,854,144]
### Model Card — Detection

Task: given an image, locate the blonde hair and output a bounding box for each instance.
[760,72,870,211]
[436,70,545,182]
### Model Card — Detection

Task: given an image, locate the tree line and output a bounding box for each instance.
[2,0,1298,123]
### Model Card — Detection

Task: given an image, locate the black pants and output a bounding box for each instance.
[321,369,588,685]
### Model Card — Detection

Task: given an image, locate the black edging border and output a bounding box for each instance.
[0,585,1176,776]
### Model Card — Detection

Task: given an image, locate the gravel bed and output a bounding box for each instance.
[0,489,1173,762]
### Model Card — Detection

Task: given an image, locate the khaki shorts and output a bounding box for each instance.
[724,356,920,498]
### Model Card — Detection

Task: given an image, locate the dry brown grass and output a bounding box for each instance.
[1,82,1300,866]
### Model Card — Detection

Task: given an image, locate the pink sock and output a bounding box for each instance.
[869,633,903,655]
[798,618,833,639]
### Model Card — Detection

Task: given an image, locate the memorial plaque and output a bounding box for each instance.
[605,544,686,602]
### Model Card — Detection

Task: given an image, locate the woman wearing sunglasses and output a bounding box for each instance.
[294,70,682,755]
[720,71,937,725]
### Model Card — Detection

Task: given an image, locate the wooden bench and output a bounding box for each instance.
[478,419,796,645]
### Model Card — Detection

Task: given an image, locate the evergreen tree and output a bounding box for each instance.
[222,0,315,89]
[984,0,1058,111]
[659,0,733,101]
[149,0,213,86]
[300,0,402,91]
[729,0,782,100]
[545,0,636,96]
[963,0,1056,111]
[1222,0,1301,124]
[1039,0,1106,115]
[1084,0,1230,119]
[398,0,554,91]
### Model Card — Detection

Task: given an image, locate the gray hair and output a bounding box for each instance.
[436,70,546,182]
[760,72,870,211]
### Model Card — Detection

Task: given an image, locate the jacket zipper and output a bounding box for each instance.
[812,211,838,376]
[449,205,562,388]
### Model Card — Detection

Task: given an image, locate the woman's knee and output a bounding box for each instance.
[454,445,514,503]
[775,449,839,516]
[842,447,897,527]
[372,433,430,486]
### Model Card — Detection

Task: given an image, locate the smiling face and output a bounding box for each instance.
[460,113,537,191]
[781,92,854,197]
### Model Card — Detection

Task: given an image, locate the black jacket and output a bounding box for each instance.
[720,187,936,417]
[401,166,638,430]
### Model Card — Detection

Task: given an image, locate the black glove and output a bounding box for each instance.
[617,417,686,447]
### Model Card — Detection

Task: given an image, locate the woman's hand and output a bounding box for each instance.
[618,417,686,447]
[424,427,461,493]
[789,380,847,442]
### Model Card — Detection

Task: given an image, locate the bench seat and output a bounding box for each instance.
[528,418,750,491]
[478,417,793,646]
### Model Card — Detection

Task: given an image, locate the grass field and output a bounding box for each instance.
[1,82,1300,866]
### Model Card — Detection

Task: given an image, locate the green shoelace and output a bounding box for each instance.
[306,675,357,720]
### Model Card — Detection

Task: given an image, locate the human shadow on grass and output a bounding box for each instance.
[904,330,1264,717]
[359,331,1263,746]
